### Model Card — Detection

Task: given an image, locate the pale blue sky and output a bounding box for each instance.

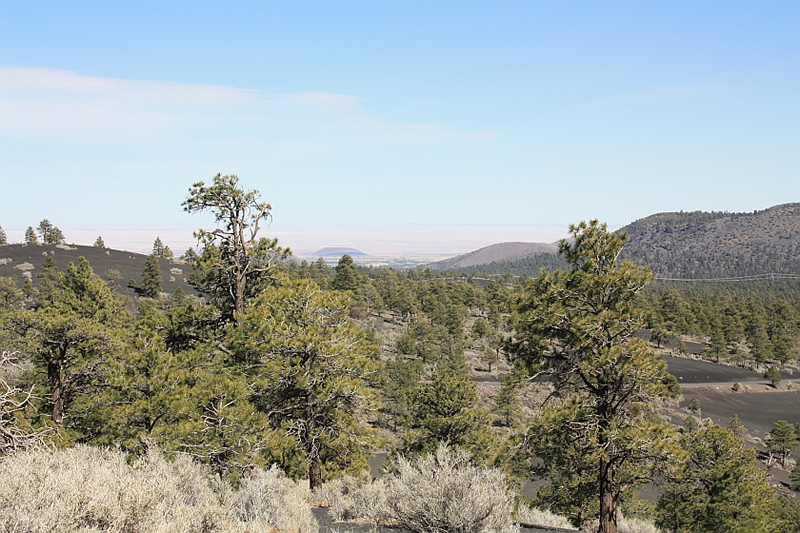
[1,1,798,254]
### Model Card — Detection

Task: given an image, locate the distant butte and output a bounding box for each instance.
[310,247,369,257]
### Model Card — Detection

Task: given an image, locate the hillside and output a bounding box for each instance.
[618,203,800,278]
[428,204,800,279]
[311,247,369,257]
[430,242,558,271]
[0,243,197,296]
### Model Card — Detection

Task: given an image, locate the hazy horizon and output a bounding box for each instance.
[0,223,572,257]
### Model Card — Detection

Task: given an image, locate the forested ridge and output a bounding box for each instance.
[436,203,800,281]
[1,181,799,533]
[619,203,800,279]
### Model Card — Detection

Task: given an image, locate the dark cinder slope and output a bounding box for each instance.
[0,243,197,296]
[618,203,800,278]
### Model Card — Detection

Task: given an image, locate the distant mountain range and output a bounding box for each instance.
[430,203,800,279]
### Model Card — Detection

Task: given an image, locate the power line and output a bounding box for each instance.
[655,273,800,283]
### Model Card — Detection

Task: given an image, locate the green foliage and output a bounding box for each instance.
[3,257,127,432]
[20,277,31,299]
[396,319,450,365]
[790,465,800,492]
[152,236,173,259]
[472,317,490,338]
[401,357,497,463]
[726,414,746,438]
[774,497,800,532]
[332,254,362,292]
[141,254,163,298]
[0,277,23,311]
[492,377,523,428]
[24,226,37,245]
[764,365,782,387]
[439,252,568,278]
[0,226,6,245]
[0,350,56,454]
[229,277,382,488]
[292,258,333,289]
[656,423,780,533]
[639,284,800,365]
[93,236,105,248]
[766,420,799,468]
[687,398,701,413]
[184,174,290,322]
[619,205,800,279]
[380,357,423,431]
[36,219,65,245]
[510,220,679,533]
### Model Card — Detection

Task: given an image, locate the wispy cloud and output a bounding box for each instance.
[0,68,497,149]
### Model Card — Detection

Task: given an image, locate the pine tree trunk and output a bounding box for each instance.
[235,273,246,324]
[48,357,64,426]
[599,457,618,533]
[305,359,323,490]
[309,456,323,490]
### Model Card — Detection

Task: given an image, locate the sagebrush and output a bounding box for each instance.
[383,444,516,533]
[0,445,318,533]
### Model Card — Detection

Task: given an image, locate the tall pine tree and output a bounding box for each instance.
[141,254,163,298]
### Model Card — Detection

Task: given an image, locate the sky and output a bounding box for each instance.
[1,1,798,255]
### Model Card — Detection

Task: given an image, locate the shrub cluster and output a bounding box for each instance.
[382,445,515,533]
[0,445,318,533]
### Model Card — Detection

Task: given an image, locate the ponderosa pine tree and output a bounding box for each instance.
[84,316,292,481]
[141,254,163,299]
[3,258,125,428]
[381,357,423,431]
[152,237,173,260]
[765,365,782,388]
[93,236,105,248]
[657,423,780,533]
[332,255,362,292]
[183,174,290,324]
[0,226,6,245]
[228,277,381,489]
[767,420,799,468]
[0,278,23,311]
[401,354,497,463]
[36,219,65,245]
[24,227,37,245]
[510,220,679,533]
[492,376,524,428]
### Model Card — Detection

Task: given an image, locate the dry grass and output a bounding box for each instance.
[584,513,663,533]
[514,505,572,529]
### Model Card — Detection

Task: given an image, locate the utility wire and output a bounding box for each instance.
[655,273,800,283]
